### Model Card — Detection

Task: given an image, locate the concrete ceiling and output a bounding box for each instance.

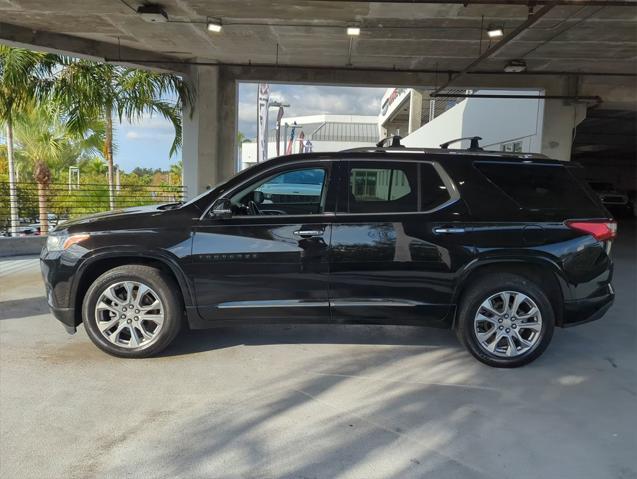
[1,0,636,76]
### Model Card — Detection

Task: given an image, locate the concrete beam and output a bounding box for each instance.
[0,22,186,73]
[223,64,637,109]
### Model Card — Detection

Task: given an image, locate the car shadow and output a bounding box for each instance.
[158,323,460,358]
[0,296,50,320]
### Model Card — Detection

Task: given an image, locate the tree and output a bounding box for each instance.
[169,160,183,186]
[52,60,193,210]
[13,104,67,234]
[0,46,59,235]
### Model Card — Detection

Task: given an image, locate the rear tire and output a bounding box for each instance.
[455,273,554,368]
[82,265,182,358]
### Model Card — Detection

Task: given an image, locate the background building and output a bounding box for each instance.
[379,87,554,156]
[241,114,377,169]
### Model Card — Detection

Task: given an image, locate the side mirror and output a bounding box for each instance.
[211,198,232,219]
[253,190,265,204]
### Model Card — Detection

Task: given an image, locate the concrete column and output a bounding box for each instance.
[541,100,587,162]
[217,68,238,182]
[408,90,423,134]
[182,65,219,199]
[182,65,238,199]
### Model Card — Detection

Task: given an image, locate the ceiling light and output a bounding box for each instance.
[504,59,527,73]
[487,26,504,38]
[347,26,361,36]
[207,20,222,33]
[137,4,168,23]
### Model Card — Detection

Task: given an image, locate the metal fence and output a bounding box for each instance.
[0,182,186,234]
[422,88,470,125]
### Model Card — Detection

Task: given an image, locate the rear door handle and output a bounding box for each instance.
[294,229,324,238]
[433,227,465,234]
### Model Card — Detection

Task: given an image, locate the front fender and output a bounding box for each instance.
[72,246,195,310]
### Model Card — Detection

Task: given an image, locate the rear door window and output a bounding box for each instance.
[475,162,602,213]
[343,161,452,214]
[348,162,418,213]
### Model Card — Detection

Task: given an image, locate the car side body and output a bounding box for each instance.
[40,148,616,366]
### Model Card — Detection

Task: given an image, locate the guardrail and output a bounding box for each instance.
[0,181,186,235]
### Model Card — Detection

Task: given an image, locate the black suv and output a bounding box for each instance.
[40,145,616,367]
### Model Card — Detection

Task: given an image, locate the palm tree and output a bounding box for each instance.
[169,160,183,186]
[52,60,193,210]
[12,104,68,234]
[0,46,59,235]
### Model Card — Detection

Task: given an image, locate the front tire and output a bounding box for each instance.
[455,273,555,368]
[82,265,182,358]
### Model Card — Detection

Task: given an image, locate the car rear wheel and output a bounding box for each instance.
[82,265,182,358]
[455,273,555,368]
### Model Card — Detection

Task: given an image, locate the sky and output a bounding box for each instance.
[114,84,386,172]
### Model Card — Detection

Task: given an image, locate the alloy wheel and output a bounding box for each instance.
[473,290,542,358]
[94,281,164,349]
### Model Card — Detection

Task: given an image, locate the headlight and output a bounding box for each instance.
[46,233,90,252]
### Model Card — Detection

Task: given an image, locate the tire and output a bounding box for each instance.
[82,265,183,358]
[455,273,555,368]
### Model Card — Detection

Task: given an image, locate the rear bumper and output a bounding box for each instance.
[562,283,614,327]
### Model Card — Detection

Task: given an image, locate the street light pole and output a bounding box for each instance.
[267,101,289,158]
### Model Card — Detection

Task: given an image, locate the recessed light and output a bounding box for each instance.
[487,26,504,38]
[137,4,168,23]
[347,26,361,36]
[207,20,222,33]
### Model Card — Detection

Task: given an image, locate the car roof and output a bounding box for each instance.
[260,147,560,167]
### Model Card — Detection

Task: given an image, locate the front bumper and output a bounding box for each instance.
[40,250,81,334]
[562,283,615,327]
[49,305,77,334]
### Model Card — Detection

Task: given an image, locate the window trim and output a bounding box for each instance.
[338,159,460,216]
[199,158,460,220]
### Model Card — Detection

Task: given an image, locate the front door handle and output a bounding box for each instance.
[294,229,324,238]
[433,226,465,234]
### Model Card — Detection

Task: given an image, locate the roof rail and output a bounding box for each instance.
[376,135,404,148]
[440,136,483,151]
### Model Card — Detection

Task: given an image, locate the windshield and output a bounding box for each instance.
[181,184,224,207]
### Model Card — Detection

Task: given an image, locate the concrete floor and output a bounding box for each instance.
[1,224,635,479]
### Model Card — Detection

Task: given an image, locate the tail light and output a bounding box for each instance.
[566,220,617,241]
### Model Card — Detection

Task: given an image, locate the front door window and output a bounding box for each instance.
[231,167,327,216]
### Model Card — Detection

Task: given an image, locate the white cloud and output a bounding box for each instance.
[237,83,386,139]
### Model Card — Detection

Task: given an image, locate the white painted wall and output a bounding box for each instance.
[402,90,545,153]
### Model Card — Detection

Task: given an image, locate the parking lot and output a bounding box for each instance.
[0,222,635,479]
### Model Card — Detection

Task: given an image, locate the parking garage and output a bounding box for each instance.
[1,1,636,478]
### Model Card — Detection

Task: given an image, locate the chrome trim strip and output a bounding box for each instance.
[217,300,330,309]
[216,299,445,309]
[331,299,431,307]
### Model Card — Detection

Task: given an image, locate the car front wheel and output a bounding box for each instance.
[455,273,555,368]
[82,265,182,358]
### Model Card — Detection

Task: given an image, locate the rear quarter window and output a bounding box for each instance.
[474,162,604,215]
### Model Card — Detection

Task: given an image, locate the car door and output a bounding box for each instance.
[189,161,335,323]
[329,158,475,326]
